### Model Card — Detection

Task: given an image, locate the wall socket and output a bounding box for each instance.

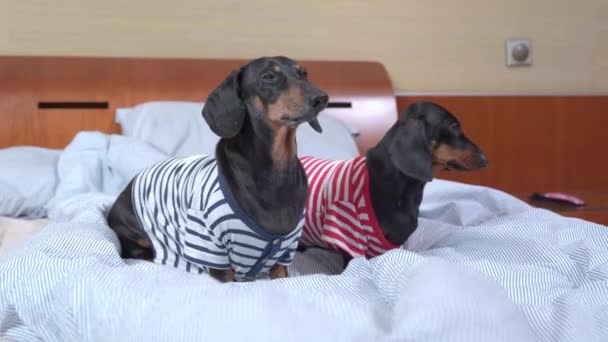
[506,39,532,67]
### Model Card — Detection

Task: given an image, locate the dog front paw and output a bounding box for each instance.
[269,264,289,279]
[209,268,235,283]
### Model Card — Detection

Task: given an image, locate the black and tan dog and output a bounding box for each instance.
[299,101,488,266]
[107,56,328,282]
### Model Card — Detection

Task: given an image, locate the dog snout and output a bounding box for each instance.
[310,92,329,112]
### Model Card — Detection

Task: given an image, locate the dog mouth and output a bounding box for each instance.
[433,159,467,171]
[446,161,468,171]
[280,114,323,133]
[435,159,483,172]
[433,149,488,171]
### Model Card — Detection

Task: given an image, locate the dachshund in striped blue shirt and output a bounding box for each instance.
[107,56,328,282]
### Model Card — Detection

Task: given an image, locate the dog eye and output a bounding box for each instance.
[450,124,461,135]
[261,72,276,82]
[300,69,308,79]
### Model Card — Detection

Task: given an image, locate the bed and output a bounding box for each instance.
[1,56,607,342]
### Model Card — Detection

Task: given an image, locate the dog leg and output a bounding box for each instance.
[122,239,154,260]
[209,268,235,283]
[269,264,289,279]
[341,251,353,270]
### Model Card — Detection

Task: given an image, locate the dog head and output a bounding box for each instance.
[385,101,488,182]
[202,56,328,139]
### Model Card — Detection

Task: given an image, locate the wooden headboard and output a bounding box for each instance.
[0,56,398,153]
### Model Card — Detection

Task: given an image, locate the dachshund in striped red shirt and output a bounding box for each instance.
[299,101,488,267]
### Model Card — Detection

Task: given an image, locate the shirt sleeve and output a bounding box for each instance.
[182,208,230,269]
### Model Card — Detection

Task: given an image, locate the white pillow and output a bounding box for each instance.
[0,147,60,218]
[295,109,360,160]
[116,101,360,160]
[116,101,218,157]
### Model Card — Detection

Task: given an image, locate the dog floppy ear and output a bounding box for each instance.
[202,70,246,138]
[388,118,433,182]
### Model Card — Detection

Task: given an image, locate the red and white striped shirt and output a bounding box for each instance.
[300,156,400,258]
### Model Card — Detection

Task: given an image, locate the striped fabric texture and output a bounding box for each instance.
[132,155,303,281]
[300,156,398,257]
[1,179,608,341]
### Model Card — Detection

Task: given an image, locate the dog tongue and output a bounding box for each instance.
[308,118,323,133]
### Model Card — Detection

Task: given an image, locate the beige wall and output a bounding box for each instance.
[1,0,606,94]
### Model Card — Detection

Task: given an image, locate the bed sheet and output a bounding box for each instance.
[0,147,60,218]
[2,181,608,341]
[0,131,607,341]
[0,216,49,256]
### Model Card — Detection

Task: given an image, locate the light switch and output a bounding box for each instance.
[506,39,532,67]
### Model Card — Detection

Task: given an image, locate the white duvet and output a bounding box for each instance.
[1,132,607,342]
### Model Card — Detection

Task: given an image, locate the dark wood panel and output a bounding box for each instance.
[0,56,398,152]
[397,96,608,193]
[514,192,608,226]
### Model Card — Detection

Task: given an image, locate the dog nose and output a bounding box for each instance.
[311,93,329,111]
[478,153,489,168]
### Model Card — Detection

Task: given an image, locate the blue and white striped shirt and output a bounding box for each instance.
[131,155,304,281]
